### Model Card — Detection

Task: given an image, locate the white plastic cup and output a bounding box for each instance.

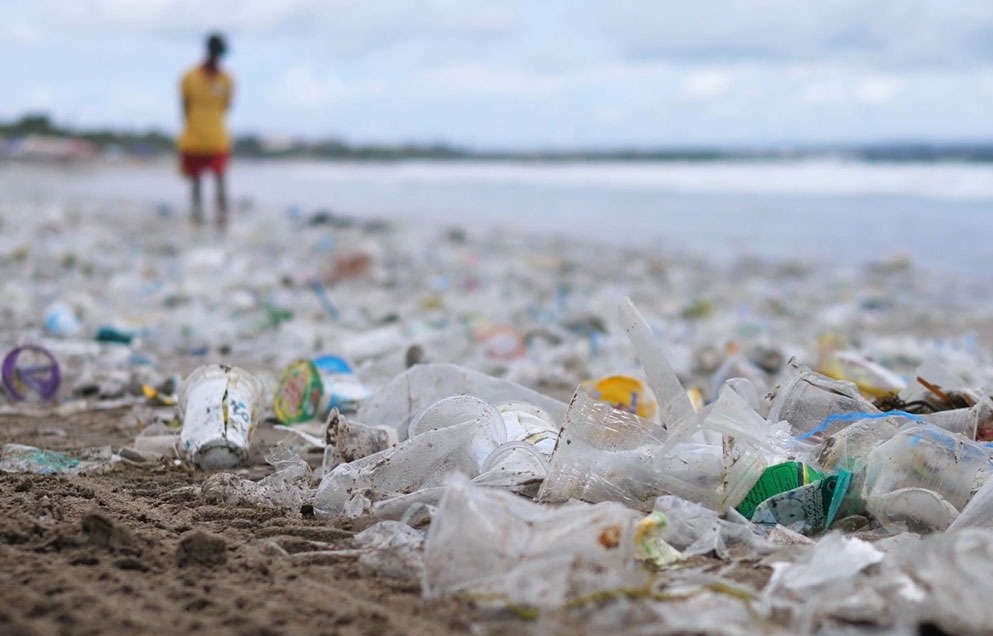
[179,364,264,470]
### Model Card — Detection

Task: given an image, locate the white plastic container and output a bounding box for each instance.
[179,364,264,470]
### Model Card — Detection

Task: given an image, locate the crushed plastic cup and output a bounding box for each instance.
[407,395,502,438]
[324,410,399,472]
[768,366,879,439]
[494,400,559,455]
[2,345,61,402]
[862,424,992,531]
[816,412,923,471]
[474,440,549,494]
[178,364,264,470]
[539,388,724,511]
[273,355,371,424]
[314,399,508,517]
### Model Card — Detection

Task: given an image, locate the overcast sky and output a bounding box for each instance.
[2,0,992,148]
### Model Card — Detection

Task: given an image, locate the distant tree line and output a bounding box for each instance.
[2,112,991,162]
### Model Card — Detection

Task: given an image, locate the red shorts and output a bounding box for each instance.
[180,152,228,177]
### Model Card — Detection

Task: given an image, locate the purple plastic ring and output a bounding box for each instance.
[2,345,61,402]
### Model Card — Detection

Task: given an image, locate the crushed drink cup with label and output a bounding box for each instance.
[178,364,264,470]
[273,355,371,424]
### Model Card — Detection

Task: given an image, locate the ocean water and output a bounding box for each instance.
[4,158,993,274]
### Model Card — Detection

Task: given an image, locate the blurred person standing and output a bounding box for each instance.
[178,33,234,229]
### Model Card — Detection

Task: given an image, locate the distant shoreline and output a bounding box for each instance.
[2,114,992,164]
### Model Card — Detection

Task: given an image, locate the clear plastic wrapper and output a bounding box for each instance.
[423,475,644,607]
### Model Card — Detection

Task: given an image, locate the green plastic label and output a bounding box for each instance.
[736,461,825,520]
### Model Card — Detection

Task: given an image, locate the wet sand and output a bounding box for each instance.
[0,409,477,636]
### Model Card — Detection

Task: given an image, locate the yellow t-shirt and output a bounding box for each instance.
[178,66,233,154]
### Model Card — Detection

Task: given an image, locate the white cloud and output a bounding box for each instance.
[682,70,731,99]
[855,76,904,105]
[20,86,55,112]
[3,1,992,145]
[270,65,349,109]
[591,0,993,69]
[34,0,521,53]
[6,20,43,44]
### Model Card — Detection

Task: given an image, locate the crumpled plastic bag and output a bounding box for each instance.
[200,445,313,512]
[862,424,991,532]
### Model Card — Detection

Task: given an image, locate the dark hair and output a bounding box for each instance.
[207,33,227,57]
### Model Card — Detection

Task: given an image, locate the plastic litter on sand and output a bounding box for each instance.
[7,190,993,635]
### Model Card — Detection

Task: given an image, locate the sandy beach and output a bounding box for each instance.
[4,160,993,634]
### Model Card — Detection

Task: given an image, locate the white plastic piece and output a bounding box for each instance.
[618,297,698,449]
[178,364,263,470]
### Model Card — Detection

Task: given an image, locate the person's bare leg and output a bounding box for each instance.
[190,175,204,225]
[215,172,228,231]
